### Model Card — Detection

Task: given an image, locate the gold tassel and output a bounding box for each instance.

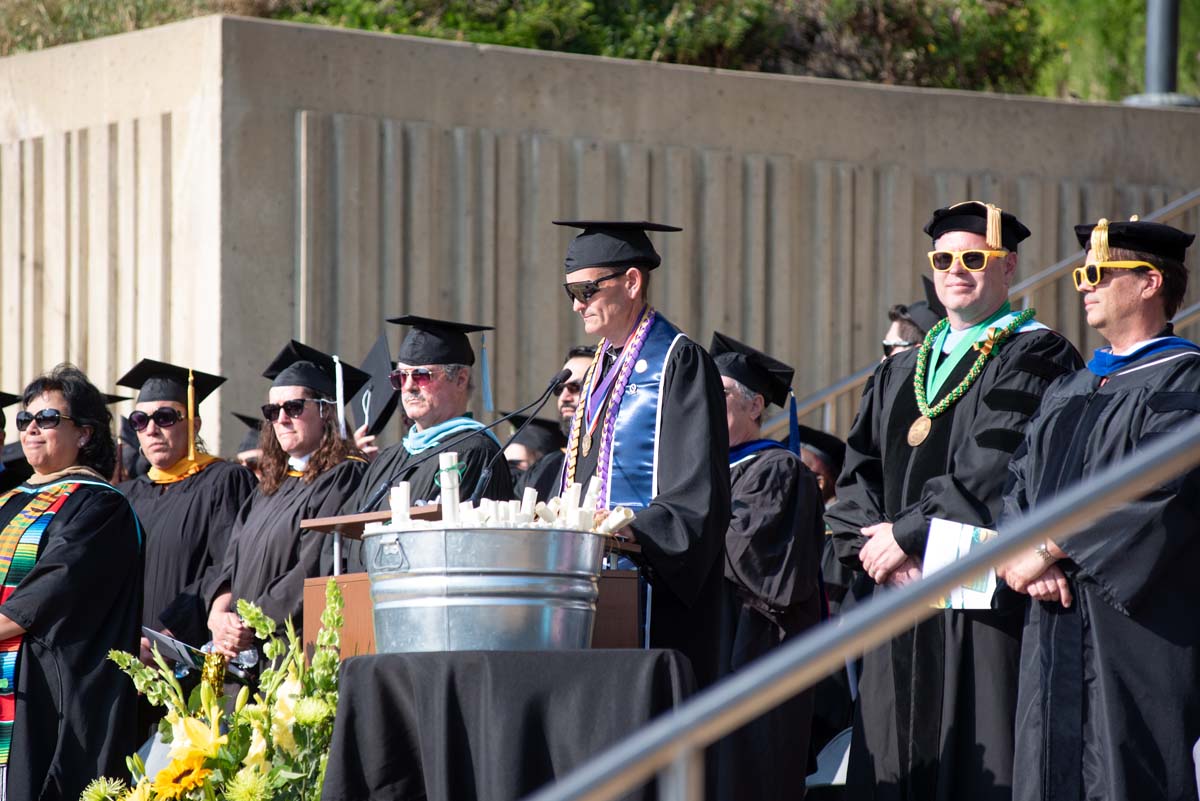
[949,200,1004,249]
[1090,218,1111,263]
[187,369,195,462]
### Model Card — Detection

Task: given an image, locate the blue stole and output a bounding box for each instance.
[1087,337,1200,377]
[606,314,684,510]
[401,415,501,455]
[730,439,786,467]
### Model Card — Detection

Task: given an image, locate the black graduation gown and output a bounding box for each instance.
[214,459,365,640]
[0,474,142,801]
[826,326,1082,801]
[1001,345,1200,801]
[121,461,257,647]
[343,426,514,513]
[516,449,566,502]
[572,338,731,688]
[717,447,825,801]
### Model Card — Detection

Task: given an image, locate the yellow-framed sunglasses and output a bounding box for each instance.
[927,249,1008,272]
[1071,260,1158,290]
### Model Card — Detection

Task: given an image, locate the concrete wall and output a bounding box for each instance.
[3,15,1200,448]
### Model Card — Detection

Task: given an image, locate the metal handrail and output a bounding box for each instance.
[762,187,1200,440]
[525,414,1200,801]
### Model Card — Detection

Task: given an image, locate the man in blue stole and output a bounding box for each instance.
[709,331,825,801]
[342,315,514,513]
[999,218,1200,801]
[555,219,731,688]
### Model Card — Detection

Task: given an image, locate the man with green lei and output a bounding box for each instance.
[827,201,1083,801]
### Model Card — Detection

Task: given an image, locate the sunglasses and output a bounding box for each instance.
[562,270,629,303]
[552,380,584,397]
[15,408,76,432]
[927,249,1008,272]
[261,398,332,422]
[389,367,451,390]
[128,407,185,432]
[881,339,916,358]
[1071,260,1157,290]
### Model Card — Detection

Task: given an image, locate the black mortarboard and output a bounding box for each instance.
[709,331,795,408]
[553,220,682,274]
[387,315,492,367]
[507,413,568,455]
[924,201,1031,252]
[351,334,400,437]
[1074,218,1195,263]
[232,412,263,453]
[117,359,225,405]
[796,425,846,476]
[0,391,18,430]
[262,340,371,400]
[906,276,946,333]
[103,394,132,406]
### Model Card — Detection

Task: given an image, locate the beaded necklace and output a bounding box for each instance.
[907,307,1037,446]
[564,306,656,491]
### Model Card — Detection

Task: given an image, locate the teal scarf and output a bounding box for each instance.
[402,415,501,455]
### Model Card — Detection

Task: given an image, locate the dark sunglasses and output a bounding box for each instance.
[562,270,628,303]
[261,398,332,422]
[128,407,185,432]
[927,249,1008,272]
[389,367,450,390]
[551,380,584,397]
[1071,260,1156,291]
[15,409,75,432]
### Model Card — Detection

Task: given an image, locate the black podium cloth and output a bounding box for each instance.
[322,650,696,801]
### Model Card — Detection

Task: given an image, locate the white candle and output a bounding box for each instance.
[521,486,538,517]
[390,482,411,525]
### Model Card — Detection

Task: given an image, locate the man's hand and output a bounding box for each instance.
[1001,549,1072,608]
[354,423,379,462]
[859,522,908,584]
[884,557,923,588]
[209,612,254,659]
[139,636,155,666]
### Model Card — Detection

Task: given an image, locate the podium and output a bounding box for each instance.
[300,509,642,657]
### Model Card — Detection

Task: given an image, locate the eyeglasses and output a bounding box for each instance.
[261,398,332,422]
[927,249,1008,272]
[562,270,629,303]
[1071,260,1157,290]
[128,407,185,432]
[15,409,75,432]
[552,380,584,397]
[881,339,917,358]
[389,367,450,391]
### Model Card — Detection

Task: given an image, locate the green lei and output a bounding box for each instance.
[912,307,1037,418]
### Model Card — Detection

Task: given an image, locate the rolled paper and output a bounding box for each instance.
[514,512,534,525]
[534,502,557,524]
[390,482,412,526]
[439,452,458,470]
[582,477,602,511]
[596,506,635,536]
[547,497,562,516]
[576,507,593,532]
[521,487,538,518]
[562,483,582,518]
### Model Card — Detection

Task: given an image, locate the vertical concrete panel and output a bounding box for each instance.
[518,132,564,401]
[765,155,793,364]
[41,131,70,368]
[85,124,118,385]
[404,122,438,317]
[380,118,406,325]
[474,129,498,412]
[0,143,21,396]
[698,149,735,341]
[296,110,334,345]
[67,130,88,365]
[615,142,650,220]
[849,164,877,369]
[740,154,767,346]
[115,120,138,369]
[332,112,381,361]
[21,139,44,374]
[135,114,169,359]
[654,146,695,333]
[492,131,521,415]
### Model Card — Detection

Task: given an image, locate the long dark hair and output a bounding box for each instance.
[22,363,116,477]
[257,388,362,495]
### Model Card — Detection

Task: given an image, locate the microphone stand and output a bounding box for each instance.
[468,379,565,504]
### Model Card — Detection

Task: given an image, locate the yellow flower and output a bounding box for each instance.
[152,751,212,799]
[224,765,272,801]
[167,714,227,761]
[243,722,268,771]
[117,778,152,801]
[271,675,302,755]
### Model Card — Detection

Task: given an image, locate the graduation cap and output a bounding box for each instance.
[796,425,846,477]
[117,359,225,406]
[387,315,492,367]
[231,412,263,454]
[0,391,18,430]
[103,393,132,406]
[506,413,567,456]
[1074,218,1195,263]
[924,201,1031,252]
[262,340,371,399]
[906,276,946,333]
[351,334,400,438]
[553,220,682,274]
[709,331,795,408]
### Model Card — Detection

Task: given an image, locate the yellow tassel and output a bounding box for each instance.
[187,369,195,463]
[1090,218,1111,263]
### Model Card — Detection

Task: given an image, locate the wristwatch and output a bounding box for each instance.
[1034,542,1055,564]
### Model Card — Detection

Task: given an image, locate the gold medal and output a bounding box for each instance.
[582,432,592,457]
[907,415,932,447]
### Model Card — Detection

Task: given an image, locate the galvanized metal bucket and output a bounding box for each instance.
[361,525,606,653]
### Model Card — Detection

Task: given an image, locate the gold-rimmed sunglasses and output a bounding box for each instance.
[927,249,1009,272]
[1071,260,1158,290]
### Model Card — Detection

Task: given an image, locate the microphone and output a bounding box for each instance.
[357,368,573,513]
[469,368,571,504]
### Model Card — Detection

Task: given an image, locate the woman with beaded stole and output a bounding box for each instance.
[207,342,369,664]
[0,364,142,800]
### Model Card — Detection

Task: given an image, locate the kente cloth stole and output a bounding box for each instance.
[0,483,82,767]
